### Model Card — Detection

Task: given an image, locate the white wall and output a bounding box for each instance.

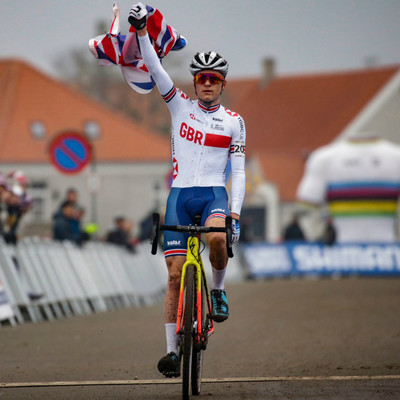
[1,161,171,238]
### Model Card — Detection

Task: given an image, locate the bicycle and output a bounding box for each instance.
[151,213,233,399]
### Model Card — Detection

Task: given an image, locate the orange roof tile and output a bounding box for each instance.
[0,59,171,163]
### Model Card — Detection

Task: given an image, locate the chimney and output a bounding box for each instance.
[261,57,276,88]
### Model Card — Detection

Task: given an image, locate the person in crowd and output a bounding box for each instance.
[8,170,33,214]
[1,172,42,300]
[3,185,24,245]
[53,187,89,243]
[106,215,136,252]
[0,171,33,244]
[53,201,85,245]
[54,188,79,218]
[283,214,306,242]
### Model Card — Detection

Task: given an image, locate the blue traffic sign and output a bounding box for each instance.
[49,132,92,174]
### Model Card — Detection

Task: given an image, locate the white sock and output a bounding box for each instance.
[211,266,226,290]
[165,323,179,355]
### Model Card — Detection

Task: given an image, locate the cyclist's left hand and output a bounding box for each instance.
[231,218,240,244]
[128,2,148,30]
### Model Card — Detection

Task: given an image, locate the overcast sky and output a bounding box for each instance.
[1,0,400,80]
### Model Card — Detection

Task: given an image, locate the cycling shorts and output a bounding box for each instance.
[164,186,229,258]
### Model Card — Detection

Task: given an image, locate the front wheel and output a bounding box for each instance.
[182,264,195,400]
[191,274,206,395]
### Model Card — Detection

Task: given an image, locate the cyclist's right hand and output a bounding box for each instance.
[128,2,148,30]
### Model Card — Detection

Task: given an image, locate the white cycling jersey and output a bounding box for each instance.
[296,138,400,243]
[138,33,246,215]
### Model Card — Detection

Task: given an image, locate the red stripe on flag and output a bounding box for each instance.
[148,9,163,39]
[204,134,231,148]
[102,37,117,63]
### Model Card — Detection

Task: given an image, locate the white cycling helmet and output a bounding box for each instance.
[189,51,229,77]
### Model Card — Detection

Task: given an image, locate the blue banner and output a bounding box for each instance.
[242,242,400,278]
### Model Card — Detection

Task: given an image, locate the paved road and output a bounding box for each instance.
[1,278,400,399]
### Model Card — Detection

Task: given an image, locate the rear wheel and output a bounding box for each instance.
[182,264,195,400]
[191,276,206,395]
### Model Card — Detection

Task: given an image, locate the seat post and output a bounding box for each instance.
[194,215,202,226]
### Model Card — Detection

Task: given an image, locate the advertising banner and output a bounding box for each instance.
[242,242,400,278]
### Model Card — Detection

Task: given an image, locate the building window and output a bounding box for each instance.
[32,197,44,222]
[84,121,101,140]
[30,121,47,140]
[29,181,48,222]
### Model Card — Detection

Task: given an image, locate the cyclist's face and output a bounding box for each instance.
[194,70,226,105]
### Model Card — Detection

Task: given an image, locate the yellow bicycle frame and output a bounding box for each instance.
[176,235,214,339]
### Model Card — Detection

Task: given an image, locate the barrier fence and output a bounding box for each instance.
[0,237,245,326]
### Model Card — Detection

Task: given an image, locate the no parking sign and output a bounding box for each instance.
[49,131,92,174]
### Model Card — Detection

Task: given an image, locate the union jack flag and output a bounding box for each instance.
[88,3,186,94]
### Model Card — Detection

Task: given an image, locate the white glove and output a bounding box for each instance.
[128,2,148,29]
[231,219,240,244]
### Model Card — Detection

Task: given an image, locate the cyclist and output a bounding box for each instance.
[129,3,246,378]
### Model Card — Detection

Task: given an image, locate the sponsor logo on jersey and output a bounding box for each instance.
[211,208,226,213]
[167,240,181,246]
[238,116,245,133]
[190,113,196,120]
[213,117,223,122]
[212,124,225,131]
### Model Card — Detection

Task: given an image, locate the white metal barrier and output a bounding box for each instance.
[0,238,245,326]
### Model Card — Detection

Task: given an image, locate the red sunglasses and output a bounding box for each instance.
[194,72,225,85]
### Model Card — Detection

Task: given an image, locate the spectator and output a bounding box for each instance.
[283,214,306,242]
[54,188,79,219]
[0,171,34,244]
[106,216,136,252]
[8,170,33,214]
[3,185,24,245]
[53,201,84,245]
[53,187,89,241]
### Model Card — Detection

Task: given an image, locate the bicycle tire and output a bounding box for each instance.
[191,276,206,395]
[182,264,195,400]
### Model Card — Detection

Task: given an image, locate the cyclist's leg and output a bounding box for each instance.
[204,187,229,275]
[205,215,228,273]
[159,189,189,376]
[165,256,186,322]
[203,188,230,322]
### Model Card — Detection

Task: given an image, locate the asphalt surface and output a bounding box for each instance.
[1,278,400,399]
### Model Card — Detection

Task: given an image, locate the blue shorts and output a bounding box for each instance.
[164,186,229,258]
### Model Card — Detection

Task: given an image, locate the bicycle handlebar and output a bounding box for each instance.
[150,213,234,258]
[160,225,227,234]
